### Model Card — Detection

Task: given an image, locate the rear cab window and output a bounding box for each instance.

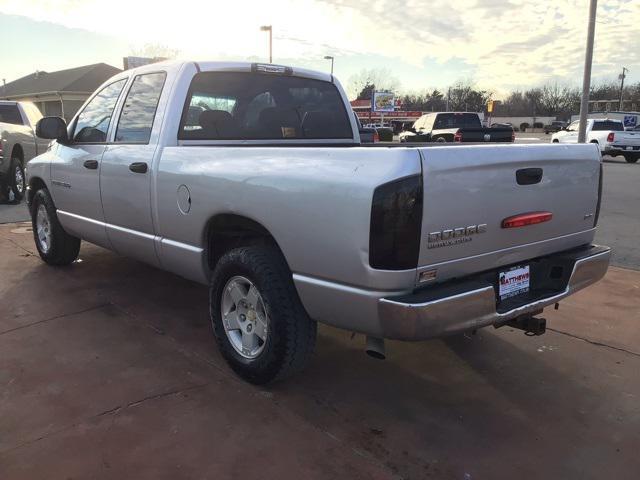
[433,113,481,129]
[179,71,353,141]
[592,120,623,131]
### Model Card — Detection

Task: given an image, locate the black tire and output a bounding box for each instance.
[31,188,81,265]
[552,139,559,143]
[8,158,26,203]
[209,245,316,384]
[624,154,639,164]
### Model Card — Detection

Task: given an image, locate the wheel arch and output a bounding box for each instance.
[204,213,290,273]
[11,144,24,163]
[27,176,48,209]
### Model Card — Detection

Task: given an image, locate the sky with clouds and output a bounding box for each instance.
[0,0,638,98]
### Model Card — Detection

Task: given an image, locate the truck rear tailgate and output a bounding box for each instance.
[416,144,601,284]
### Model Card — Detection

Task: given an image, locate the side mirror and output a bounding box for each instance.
[36,116,69,142]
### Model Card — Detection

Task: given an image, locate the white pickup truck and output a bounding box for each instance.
[26,61,610,384]
[0,101,48,201]
[551,118,640,163]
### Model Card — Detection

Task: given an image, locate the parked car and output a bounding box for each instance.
[27,61,610,384]
[399,112,514,143]
[354,115,378,143]
[0,101,48,201]
[544,121,567,134]
[551,119,640,163]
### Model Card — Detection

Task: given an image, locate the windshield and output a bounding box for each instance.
[179,72,353,140]
[433,113,482,129]
[592,120,624,131]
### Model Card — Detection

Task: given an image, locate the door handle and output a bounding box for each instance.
[129,162,148,174]
[83,160,99,170]
[516,168,543,185]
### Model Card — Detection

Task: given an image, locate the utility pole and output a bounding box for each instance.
[260,25,272,63]
[578,0,597,143]
[446,87,451,112]
[618,67,628,111]
[324,56,334,75]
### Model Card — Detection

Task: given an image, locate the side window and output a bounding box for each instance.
[115,72,166,143]
[73,79,126,143]
[567,121,579,132]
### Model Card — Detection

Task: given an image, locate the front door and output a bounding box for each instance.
[100,72,167,266]
[50,78,127,247]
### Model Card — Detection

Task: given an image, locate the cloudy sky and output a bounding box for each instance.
[0,0,638,98]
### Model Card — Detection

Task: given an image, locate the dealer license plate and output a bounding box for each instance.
[498,265,530,300]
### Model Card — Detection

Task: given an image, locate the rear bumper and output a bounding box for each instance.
[603,144,640,155]
[378,245,610,340]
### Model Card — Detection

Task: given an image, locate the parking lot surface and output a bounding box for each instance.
[1,151,639,479]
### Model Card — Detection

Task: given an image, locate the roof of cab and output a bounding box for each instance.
[115,60,333,83]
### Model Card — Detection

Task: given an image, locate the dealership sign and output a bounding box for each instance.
[355,111,422,119]
[372,92,396,113]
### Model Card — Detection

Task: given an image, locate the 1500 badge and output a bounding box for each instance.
[427,224,487,249]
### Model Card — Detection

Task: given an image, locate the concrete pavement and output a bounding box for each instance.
[1,223,639,479]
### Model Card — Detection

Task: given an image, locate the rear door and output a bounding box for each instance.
[51,79,127,247]
[100,71,167,267]
[416,144,601,282]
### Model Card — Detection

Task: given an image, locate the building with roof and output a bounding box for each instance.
[0,63,122,121]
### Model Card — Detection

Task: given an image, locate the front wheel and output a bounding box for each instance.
[209,245,316,384]
[624,153,639,164]
[31,188,81,265]
[8,158,26,203]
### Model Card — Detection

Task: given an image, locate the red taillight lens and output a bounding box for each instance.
[373,131,380,143]
[607,132,615,142]
[501,211,553,228]
[454,132,463,142]
[511,131,515,142]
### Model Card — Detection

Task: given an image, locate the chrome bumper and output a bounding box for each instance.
[378,245,611,340]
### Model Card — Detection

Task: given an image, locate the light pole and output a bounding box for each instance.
[618,67,628,111]
[578,0,597,143]
[324,55,334,75]
[260,25,272,63]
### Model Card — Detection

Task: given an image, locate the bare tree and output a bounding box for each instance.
[348,68,400,99]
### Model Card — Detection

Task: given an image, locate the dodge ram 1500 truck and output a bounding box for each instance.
[552,118,640,163]
[398,112,514,143]
[27,61,610,384]
[0,100,48,201]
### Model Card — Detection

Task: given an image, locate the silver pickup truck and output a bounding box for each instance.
[0,101,48,201]
[26,61,610,384]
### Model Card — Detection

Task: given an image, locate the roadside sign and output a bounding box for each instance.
[487,100,494,113]
[372,92,395,113]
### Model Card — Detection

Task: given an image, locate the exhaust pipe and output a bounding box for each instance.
[366,336,386,360]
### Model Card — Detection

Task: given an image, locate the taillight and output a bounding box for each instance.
[511,130,515,142]
[454,132,463,142]
[369,175,423,270]
[607,132,615,142]
[501,211,553,228]
[373,131,380,143]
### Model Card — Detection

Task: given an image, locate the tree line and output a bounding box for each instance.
[349,69,640,120]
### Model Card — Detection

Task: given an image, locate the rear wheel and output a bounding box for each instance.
[7,158,25,203]
[209,245,316,384]
[31,188,81,265]
[624,153,639,164]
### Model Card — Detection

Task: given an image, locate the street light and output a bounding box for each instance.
[619,67,629,111]
[324,55,334,75]
[260,25,272,63]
